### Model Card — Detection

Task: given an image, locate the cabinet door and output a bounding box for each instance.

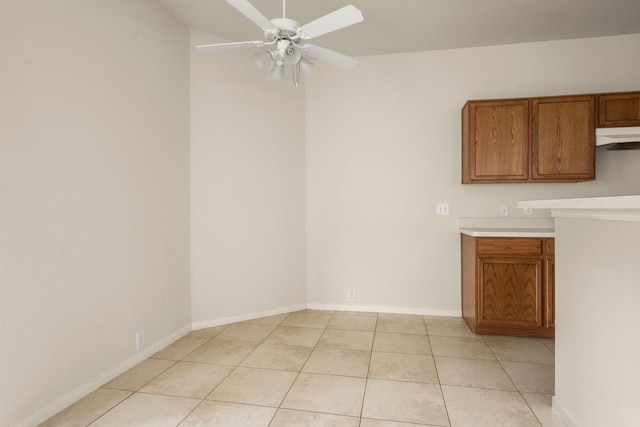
[477,258,543,328]
[598,92,640,127]
[532,96,595,181]
[463,100,529,183]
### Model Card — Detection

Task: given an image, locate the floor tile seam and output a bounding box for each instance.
[84,390,202,426]
[425,321,454,427]
[325,326,377,332]
[272,406,361,422]
[131,387,217,401]
[105,358,179,394]
[198,321,288,404]
[151,337,211,361]
[439,383,526,394]
[437,380,519,393]
[223,365,300,375]
[63,389,132,427]
[426,332,484,338]
[302,367,370,379]
[518,392,546,427]
[478,357,527,393]
[174,397,208,427]
[279,402,362,419]
[225,315,296,367]
[359,316,377,421]
[166,328,226,362]
[482,336,555,366]
[374,331,429,338]
[202,395,285,410]
[499,359,555,367]
[442,384,544,427]
[431,354,500,363]
[371,349,432,356]
[273,312,334,417]
[366,375,441,386]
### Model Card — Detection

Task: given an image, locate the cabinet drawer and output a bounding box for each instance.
[477,238,543,256]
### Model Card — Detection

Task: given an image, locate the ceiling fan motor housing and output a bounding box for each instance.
[267,18,300,41]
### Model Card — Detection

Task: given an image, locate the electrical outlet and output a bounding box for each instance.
[523,207,534,216]
[499,205,509,217]
[436,203,450,216]
[136,330,145,351]
[347,290,356,303]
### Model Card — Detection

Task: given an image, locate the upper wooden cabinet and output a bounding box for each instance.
[462,95,596,183]
[532,96,595,181]
[598,92,640,127]
[462,99,529,182]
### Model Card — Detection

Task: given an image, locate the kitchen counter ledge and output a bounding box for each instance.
[459,228,555,238]
[518,195,640,222]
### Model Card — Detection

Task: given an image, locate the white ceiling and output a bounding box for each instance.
[159,0,640,57]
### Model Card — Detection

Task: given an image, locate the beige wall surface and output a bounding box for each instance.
[0,1,190,425]
[305,34,640,313]
[189,32,307,326]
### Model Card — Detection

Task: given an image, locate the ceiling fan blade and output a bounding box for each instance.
[302,44,359,69]
[195,40,265,52]
[225,0,277,31]
[297,5,363,39]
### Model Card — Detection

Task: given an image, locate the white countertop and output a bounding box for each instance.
[518,195,640,222]
[460,228,555,238]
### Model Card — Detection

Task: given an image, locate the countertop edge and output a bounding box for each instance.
[459,228,556,238]
[518,195,640,222]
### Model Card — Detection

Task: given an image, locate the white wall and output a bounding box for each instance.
[0,1,190,425]
[305,34,640,314]
[554,217,640,426]
[190,32,307,327]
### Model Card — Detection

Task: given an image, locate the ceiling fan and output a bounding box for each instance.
[196,0,364,86]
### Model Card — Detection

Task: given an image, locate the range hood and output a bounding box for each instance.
[596,127,640,150]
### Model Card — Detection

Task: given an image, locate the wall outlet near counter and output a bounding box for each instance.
[523,207,534,216]
[347,290,356,302]
[436,203,450,216]
[500,205,509,217]
[136,330,145,351]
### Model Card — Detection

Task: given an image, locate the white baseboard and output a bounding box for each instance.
[306,303,462,317]
[192,304,461,332]
[13,324,192,427]
[552,396,577,427]
[191,304,307,330]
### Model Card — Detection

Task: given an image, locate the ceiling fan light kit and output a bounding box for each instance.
[196,0,364,86]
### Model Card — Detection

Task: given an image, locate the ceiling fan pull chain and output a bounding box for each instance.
[292,62,301,87]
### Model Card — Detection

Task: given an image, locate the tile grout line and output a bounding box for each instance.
[481,335,546,427]
[357,312,378,424]
[425,316,453,427]
[267,310,332,426]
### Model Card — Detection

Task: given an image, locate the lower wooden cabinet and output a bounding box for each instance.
[461,234,555,338]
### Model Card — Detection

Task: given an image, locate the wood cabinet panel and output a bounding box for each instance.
[461,235,555,338]
[477,238,543,256]
[532,96,595,181]
[462,95,595,183]
[598,92,640,127]
[462,100,529,183]
[478,259,543,329]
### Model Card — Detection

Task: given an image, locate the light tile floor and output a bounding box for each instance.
[40,310,565,427]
